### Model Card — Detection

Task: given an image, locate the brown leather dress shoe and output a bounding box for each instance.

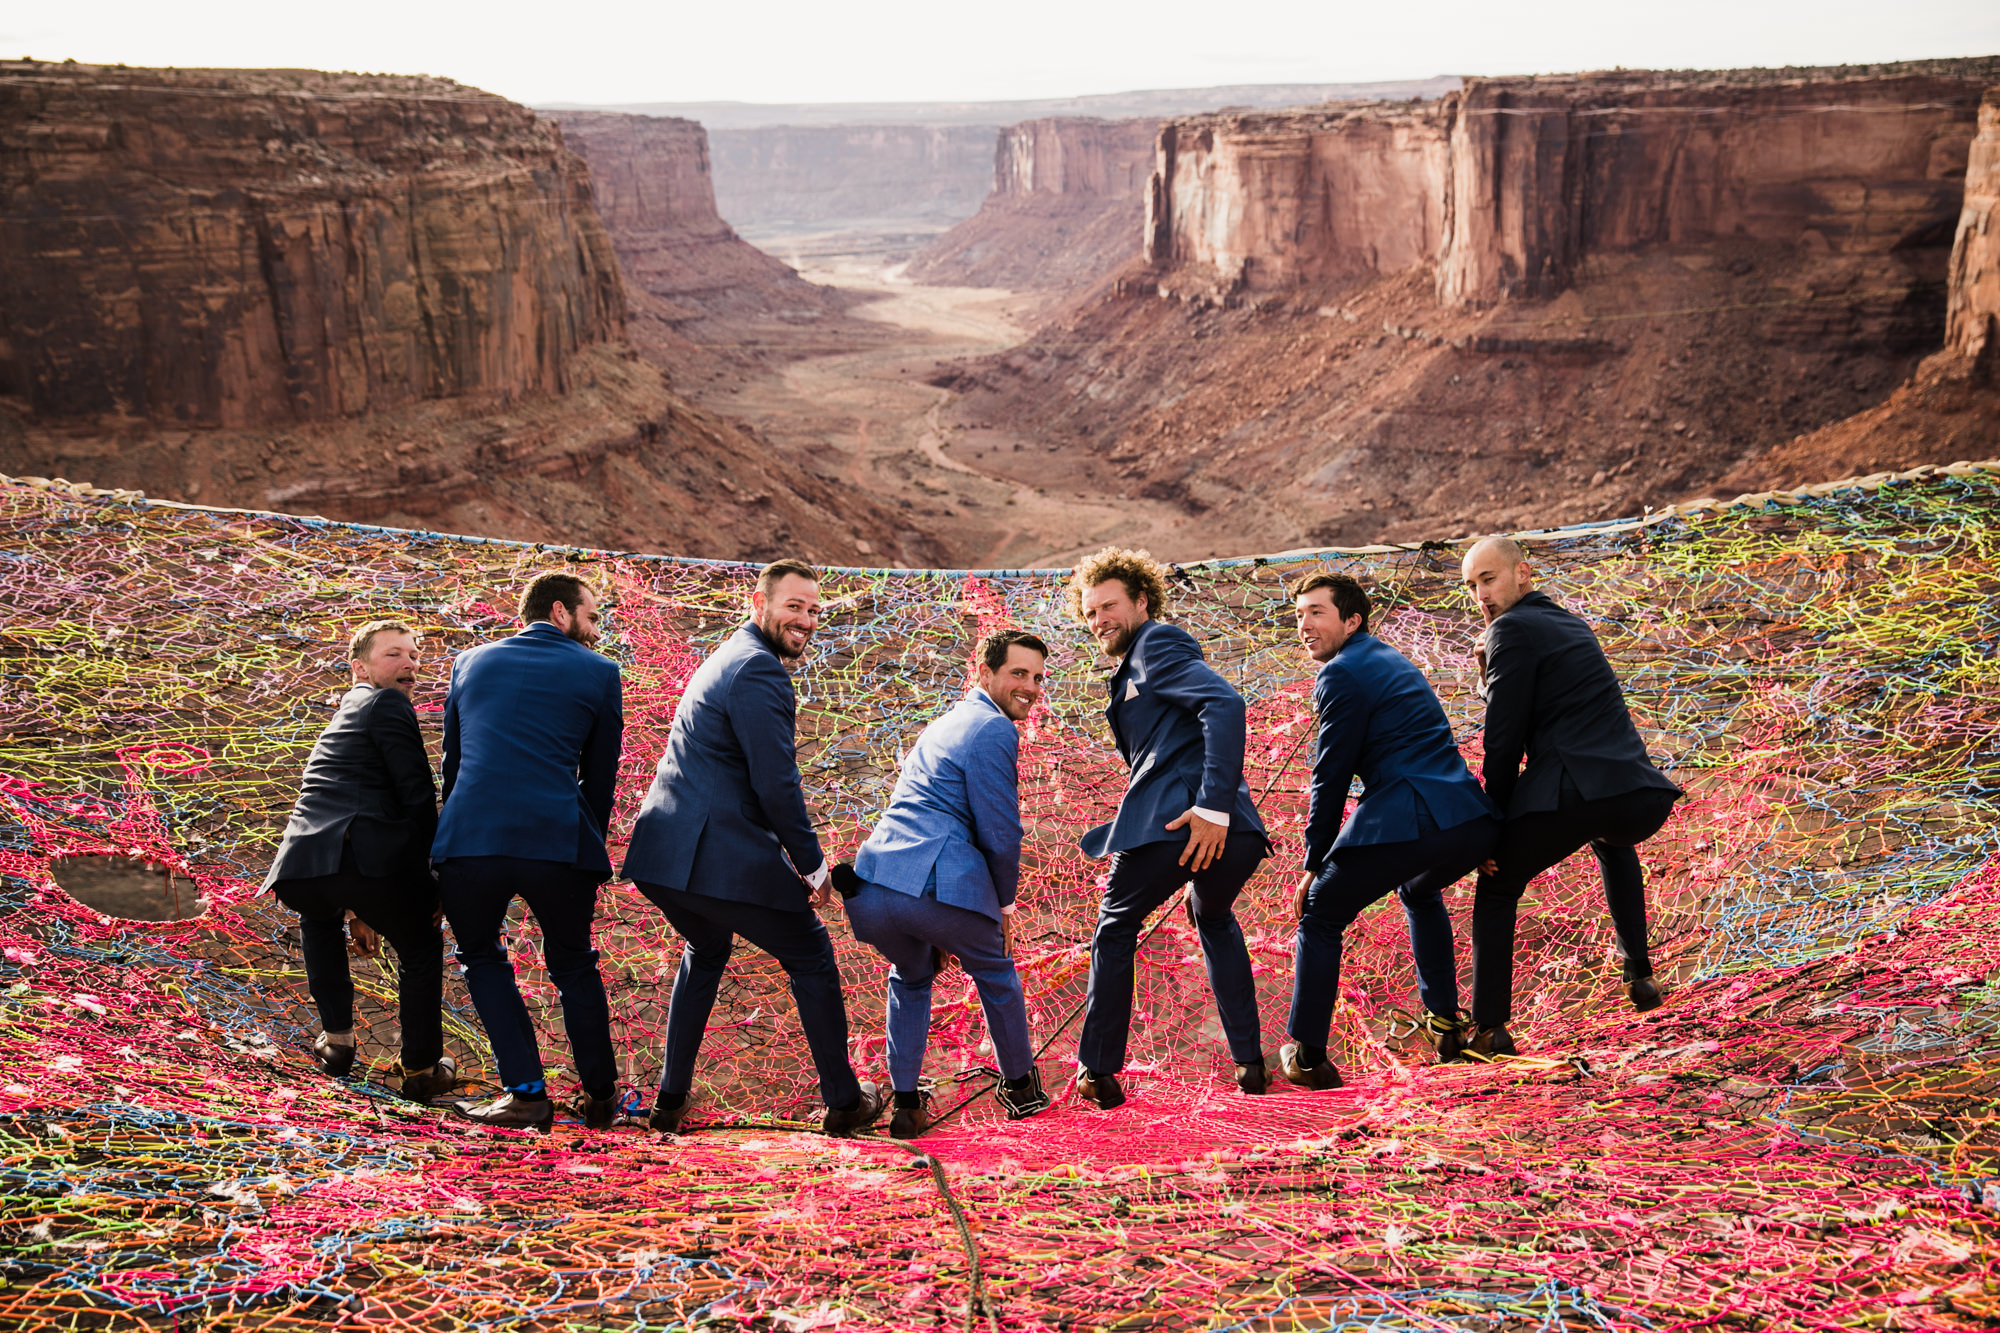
[1464,1025,1518,1060]
[1075,1066,1127,1109]
[647,1099,689,1134]
[575,1089,620,1130]
[1236,1058,1269,1094]
[399,1057,459,1103]
[821,1081,885,1137]
[1278,1043,1344,1090]
[312,1031,356,1078]
[1424,1012,1467,1064]
[458,1092,554,1130]
[1628,977,1664,1012]
[889,1092,933,1139]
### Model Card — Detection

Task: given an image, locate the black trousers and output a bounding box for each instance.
[1077,831,1267,1074]
[636,882,861,1110]
[272,845,444,1070]
[1470,786,1679,1029]
[437,856,619,1099]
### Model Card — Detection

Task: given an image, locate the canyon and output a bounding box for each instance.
[928,58,2000,555]
[0,62,930,565]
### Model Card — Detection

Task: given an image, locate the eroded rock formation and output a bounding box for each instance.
[0,62,624,429]
[909,117,1160,295]
[1947,87,2000,361]
[934,59,2000,556]
[707,124,997,236]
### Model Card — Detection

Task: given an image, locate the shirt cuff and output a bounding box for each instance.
[999,903,1017,916]
[1190,805,1230,829]
[804,860,830,891]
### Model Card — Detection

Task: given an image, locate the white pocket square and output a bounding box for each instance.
[1124,679,1141,701]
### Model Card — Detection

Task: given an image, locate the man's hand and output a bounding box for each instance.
[1001,913,1015,959]
[1293,872,1314,924]
[1472,628,1490,684]
[1165,808,1228,872]
[1479,858,1499,877]
[346,913,380,959]
[808,879,835,910]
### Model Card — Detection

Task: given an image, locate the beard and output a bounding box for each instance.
[761,612,808,659]
[1103,621,1139,658]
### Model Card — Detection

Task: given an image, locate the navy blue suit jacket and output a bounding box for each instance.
[1481,591,1682,817]
[1081,618,1267,860]
[854,690,1020,922]
[432,623,624,876]
[621,623,825,909]
[1302,632,1496,874]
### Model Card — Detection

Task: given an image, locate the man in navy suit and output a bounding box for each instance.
[433,572,625,1130]
[1460,537,1682,1057]
[843,628,1055,1138]
[1068,547,1270,1109]
[1280,573,1499,1089]
[623,559,883,1137]
[266,619,456,1103]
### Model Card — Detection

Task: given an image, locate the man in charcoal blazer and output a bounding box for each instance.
[1280,572,1498,1090]
[432,571,624,1129]
[1068,547,1271,1110]
[842,629,1055,1138]
[1461,536,1683,1057]
[266,618,454,1103]
[623,558,883,1137]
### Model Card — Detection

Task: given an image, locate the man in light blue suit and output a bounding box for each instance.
[622,559,883,1137]
[433,571,625,1130]
[1069,546,1272,1111]
[843,628,1055,1138]
[1280,572,1499,1090]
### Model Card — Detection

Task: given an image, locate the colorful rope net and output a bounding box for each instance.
[0,471,1996,1331]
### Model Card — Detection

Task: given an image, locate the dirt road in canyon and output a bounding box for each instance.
[702,252,1225,570]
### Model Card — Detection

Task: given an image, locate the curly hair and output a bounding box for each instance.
[1067,546,1172,624]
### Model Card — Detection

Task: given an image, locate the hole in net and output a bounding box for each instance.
[49,855,203,921]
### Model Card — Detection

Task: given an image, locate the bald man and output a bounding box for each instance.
[1459,537,1682,1057]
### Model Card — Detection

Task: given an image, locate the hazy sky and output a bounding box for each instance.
[8,1,1997,106]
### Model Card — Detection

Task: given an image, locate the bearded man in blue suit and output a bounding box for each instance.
[1280,572,1499,1090]
[433,571,625,1130]
[843,628,1055,1138]
[1068,547,1271,1110]
[622,559,883,1137]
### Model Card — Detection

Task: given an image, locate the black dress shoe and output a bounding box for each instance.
[1628,977,1664,1012]
[997,1070,1051,1120]
[313,1032,356,1078]
[1465,1025,1518,1060]
[1075,1067,1126,1110]
[889,1092,933,1139]
[458,1092,554,1130]
[1278,1043,1343,1090]
[575,1088,619,1130]
[1236,1058,1269,1095]
[1424,1012,1467,1064]
[648,1099,689,1134]
[399,1057,459,1103]
[821,1081,885,1137]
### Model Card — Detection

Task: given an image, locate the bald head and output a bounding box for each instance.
[1461,535,1535,625]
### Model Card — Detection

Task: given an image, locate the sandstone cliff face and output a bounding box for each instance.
[909,117,1158,294]
[707,124,997,234]
[1946,88,2000,360]
[1437,70,1987,307]
[1145,104,1450,296]
[552,111,837,327]
[0,62,625,429]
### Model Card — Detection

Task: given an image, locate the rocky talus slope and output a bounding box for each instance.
[0,62,934,565]
[933,59,2000,552]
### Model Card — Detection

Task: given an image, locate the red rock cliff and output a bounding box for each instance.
[0,62,625,429]
[1144,103,1451,296]
[908,117,1159,294]
[1437,69,1989,306]
[1946,87,2000,360]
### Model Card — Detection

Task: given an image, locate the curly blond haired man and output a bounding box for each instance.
[1066,547,1270,1108]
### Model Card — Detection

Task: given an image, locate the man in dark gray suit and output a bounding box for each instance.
[1461,536,1683,1057]
[434,572,625,1130]
[623,559,883,1137]
[266,619,456,1103]
[1068,546,1270,1110]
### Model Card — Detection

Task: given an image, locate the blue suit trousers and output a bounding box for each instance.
[1288,813,1498,1046]
[636,882,862,1110]
[845,881,1034,1092]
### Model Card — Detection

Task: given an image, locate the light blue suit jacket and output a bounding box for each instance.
[854,690,1020,922]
